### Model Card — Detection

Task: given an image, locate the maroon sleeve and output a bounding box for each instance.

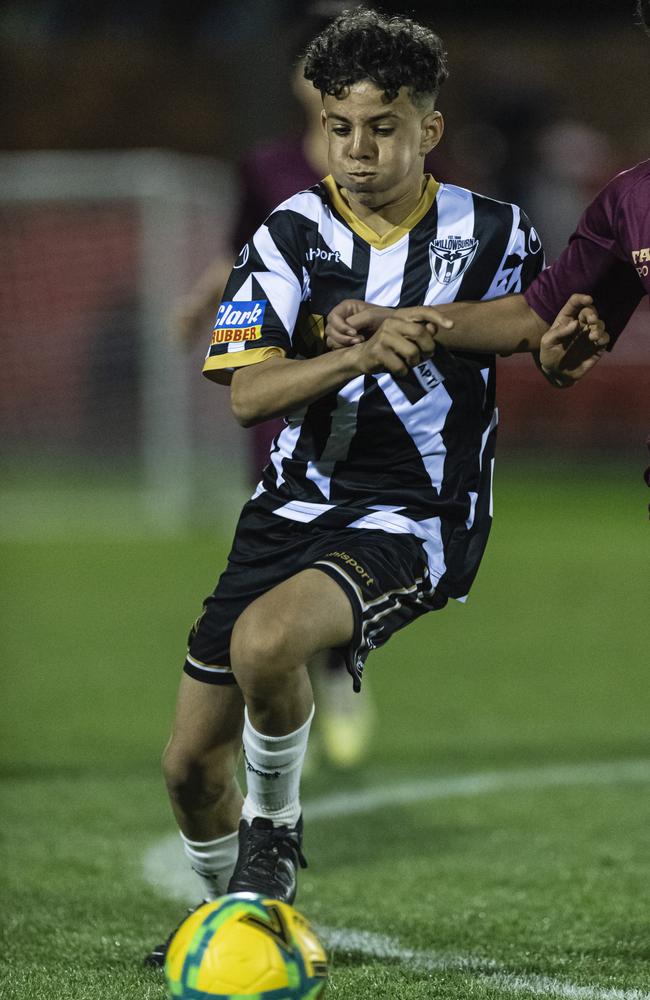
[524,184,644,344]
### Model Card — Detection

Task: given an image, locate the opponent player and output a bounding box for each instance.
[145,7,602,966]
[530,0,648,384]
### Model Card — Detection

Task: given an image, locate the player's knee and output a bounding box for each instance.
[162,742,232,812]
[230,606,295,678]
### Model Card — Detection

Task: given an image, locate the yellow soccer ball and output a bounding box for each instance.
[164,893,328,999]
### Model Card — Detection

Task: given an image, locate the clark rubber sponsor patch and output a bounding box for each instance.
[211,299,267,344]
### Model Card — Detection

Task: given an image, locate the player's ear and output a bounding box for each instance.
[320,108,328,136]
[420,111,444,155]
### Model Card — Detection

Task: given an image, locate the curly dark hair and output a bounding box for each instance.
[302,6,448,105]
[637,0,650,33]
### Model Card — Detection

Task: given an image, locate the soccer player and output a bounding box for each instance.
[531,0,648,387]
[144,7,599,966]
[172,14,379,771]
[328,2,649,391]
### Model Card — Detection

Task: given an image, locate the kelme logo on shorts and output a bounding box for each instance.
[211,299,267,344]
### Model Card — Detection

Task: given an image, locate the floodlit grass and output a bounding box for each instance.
[1,458,649,999]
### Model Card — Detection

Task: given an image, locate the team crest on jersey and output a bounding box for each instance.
[211,299,267,344]
[429,236,479,284]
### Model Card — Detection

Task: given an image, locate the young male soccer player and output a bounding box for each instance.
[145,7,603,966]
[329,1,649,392]
[172,15,377,772]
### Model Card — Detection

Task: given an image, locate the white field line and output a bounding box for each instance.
[303,758,650,820]
[319,927,650,1000]
[142,757,650,1000]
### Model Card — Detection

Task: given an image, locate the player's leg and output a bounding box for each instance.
[163,672,244,853]
[226,567,354,901]
[233,565,355,812]
[144,675,244,968]
[225,527,448,902]
[232,566,354,733]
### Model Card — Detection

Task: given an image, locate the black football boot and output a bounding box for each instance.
[226,815,307,903]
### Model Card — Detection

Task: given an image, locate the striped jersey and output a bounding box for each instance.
[203,175,544,600]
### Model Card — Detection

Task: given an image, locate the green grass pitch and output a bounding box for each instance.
[1,458,649,999]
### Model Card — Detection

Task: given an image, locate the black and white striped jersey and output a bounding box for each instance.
[203,175,544,600]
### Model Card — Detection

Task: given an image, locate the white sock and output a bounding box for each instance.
[241,704,315,828]
[180,830,240,900]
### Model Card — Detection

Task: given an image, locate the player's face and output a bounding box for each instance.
[321,80,443,211]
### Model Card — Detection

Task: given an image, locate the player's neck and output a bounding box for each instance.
[340,176,428,236]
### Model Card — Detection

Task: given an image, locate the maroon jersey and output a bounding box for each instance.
[524,160,649,345]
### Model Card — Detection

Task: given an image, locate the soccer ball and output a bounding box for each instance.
[164,893,328,999]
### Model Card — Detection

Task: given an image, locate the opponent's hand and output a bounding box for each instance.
[539,294,609,388]
[353,315,440,377]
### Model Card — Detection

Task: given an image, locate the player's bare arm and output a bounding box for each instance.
[230,315,449,426]
[325,292,608,363]
[326,294,547,354]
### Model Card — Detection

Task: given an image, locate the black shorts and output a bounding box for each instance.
[184,499,448,691]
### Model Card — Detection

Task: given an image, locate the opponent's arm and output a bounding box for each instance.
[230,315,450,426]
[326,293,608,365]
[438,295,548,353]
[326,294,549,354]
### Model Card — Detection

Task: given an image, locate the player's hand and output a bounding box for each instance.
[325,299,384,348]
[326,301,453,352]
[353,315,439,377]
[539,294,609,388]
